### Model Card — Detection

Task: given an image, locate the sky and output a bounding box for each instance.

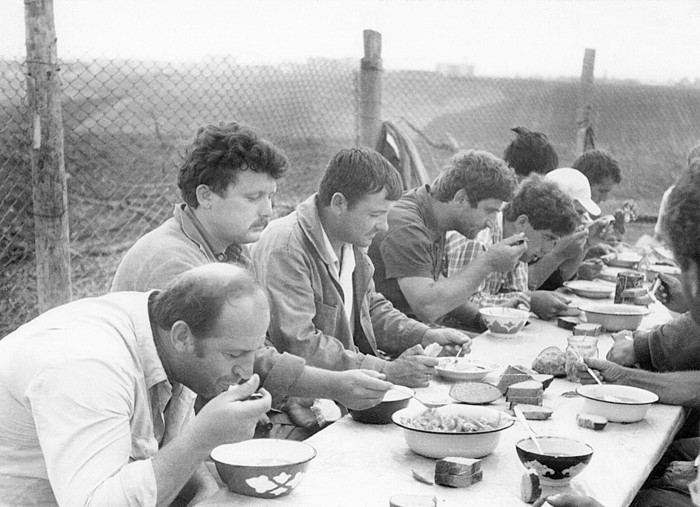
[3,0,699,83]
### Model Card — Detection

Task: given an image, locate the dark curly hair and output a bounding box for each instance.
[663,160,700,270]
[503,127,559,177]
[178,121,289,208]
[572,149,621,185]
[430,149,518,205]
[318,147,403,209]
[503,174,579,236]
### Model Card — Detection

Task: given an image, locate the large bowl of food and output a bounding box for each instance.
[578,303,650,332]
[391,404,514,459]
[435,358,497,381]
[576,384,659,423]
[211,439,316,498]
[479,307,530,336]
[348,385,412,424]
[563,280,616,299]
[515,436,594,486]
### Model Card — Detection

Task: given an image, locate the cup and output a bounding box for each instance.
[565,336,599,383]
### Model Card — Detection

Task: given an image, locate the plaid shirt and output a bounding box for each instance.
[443,217,531,309]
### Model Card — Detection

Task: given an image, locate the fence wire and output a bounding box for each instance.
[2,56,700,336]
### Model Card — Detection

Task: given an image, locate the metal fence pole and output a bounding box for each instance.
[24,0,72,312]
[576,48,596,155]
[359,29,383,148]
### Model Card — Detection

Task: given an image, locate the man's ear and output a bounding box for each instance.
[453,189,469,207]
[329,192,348,215]
[515,214,529,231]
[195,184,214,210]
[170,320,195,353]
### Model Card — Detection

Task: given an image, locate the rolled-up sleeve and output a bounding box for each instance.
[27,359,158,507]
[254,348,306,410]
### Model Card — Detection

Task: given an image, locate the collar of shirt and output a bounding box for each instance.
[180,204,249,266]
[319,224,355,324]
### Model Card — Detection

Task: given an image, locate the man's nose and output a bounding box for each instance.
[260,196,273,217]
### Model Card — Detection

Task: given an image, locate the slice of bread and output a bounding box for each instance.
[449,381,502,404]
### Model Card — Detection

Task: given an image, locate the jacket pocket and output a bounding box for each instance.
[313,301,340,336]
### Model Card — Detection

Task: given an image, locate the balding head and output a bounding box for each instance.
[149,263,267,339]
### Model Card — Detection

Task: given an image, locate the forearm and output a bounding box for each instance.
[528,252,568,290]
[286,366,379,400]
[619,369,700,406]
[152,427,211,506]
[402,258,493,322]
[174,462,220,505]
[369,290,430,355]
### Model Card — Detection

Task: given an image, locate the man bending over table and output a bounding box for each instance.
[368,149,528,330]
[252,147,471,388]
[443,174,579,320]
[0,264,391,506]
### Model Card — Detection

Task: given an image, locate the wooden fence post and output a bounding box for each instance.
[24,0,72,312]
[576,48,596,155]
[359,29,383,147]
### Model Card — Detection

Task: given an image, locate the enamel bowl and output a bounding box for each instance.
[435,358,497,381]
[348,385,412,424]
[212,439,316,498]
[578,303,650,332]
[576,384,659,423]
[516,436,594,486]
[563,280,616,299]
[479,307,529,336]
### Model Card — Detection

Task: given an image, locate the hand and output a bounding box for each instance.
[552,229,588,260]
[330,370,392,410]
[484,234,528,272]
[535,493,605,507]
[530,291,570,320]
[576,258,604,280]
[586,242,617,259]
[606,336,637,366]
[384,344,439,387]
[422,327,472,357]
[654,273,688,313]
[189,374,272,451]
[579,357,625,384]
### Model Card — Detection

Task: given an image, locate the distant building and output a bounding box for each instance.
[436,62,475,77]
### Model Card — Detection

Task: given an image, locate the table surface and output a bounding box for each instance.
[201,292,682,507]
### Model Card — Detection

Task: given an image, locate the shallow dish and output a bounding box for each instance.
[436,358,497,381]
[605,253,643,269]
[348,385,412,424]
[516,436,594,486]
[479,307,529,336]
[212,439,316,498]
[563,280,616,299]
[576,384,659,423]
[579,303,650,332]
[391,404,513,459]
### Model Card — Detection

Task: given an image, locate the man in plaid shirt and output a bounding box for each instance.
[444,175,580,320]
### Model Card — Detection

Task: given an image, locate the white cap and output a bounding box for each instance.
[545,167,601,216]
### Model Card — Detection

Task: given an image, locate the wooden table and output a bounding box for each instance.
[201,295,683,507]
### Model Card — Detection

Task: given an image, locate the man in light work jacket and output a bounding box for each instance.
[252,147,472,388]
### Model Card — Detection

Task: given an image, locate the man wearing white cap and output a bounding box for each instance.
[528,168,614,290]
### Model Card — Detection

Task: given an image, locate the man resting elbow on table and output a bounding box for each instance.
[443,174,580,321]
[252,147,471,390]
[368,149,528,330]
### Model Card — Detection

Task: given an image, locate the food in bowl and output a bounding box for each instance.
[436,358,496,381]
[211,439,316,498]
[391,404,513,459]
[576,384,659,423]
[479,307,529,336]
[348,385,412,424]
[515,436,594,486]
[578,303,650,332]
[449,381,502,404]
[563,280,616,299]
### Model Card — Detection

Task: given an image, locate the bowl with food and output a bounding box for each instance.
[435,358,497,381]
[479,307,530,336]
[578,303,650,332]
[391,404,514,459]
[605,252,643,269]
[563,280,616,299]
[211,439,316,498]
[576,384,659,423]
[515,436,594,486]
[348,385,413,424]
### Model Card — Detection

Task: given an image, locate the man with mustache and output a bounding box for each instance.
[252,147,471,388]
[368,149,527,329]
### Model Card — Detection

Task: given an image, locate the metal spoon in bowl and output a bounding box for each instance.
[513,405,544,454]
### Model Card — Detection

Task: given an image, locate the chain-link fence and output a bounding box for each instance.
[3,54,700,336]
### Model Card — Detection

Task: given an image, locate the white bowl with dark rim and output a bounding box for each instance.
[391,404,513,459]
[576,384,659,423]
[578,303,650,332]
[564,280,616,299]
[435,358,497,381]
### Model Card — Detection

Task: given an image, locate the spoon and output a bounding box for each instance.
[390,385,452,410]
[513,405,544,455]
[453,347,465,364]
[571,349,604,386]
